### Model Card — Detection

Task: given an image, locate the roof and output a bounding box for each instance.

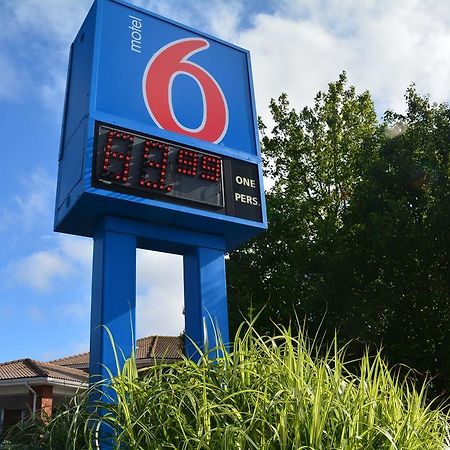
[0,336,183,384]
[49,335,183,369]
[136,336,183,360]
[0,358,87,383]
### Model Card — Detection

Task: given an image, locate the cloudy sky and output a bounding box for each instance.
[1,0,449,362]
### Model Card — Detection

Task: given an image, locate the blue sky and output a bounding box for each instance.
[1,0,450,363]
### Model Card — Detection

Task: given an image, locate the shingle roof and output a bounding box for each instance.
[136,336,183,360]
[48,351,89,367]
[0,336,183,383]
[49,335,183,368]
[37,361,88,382]
[0,358,87,383]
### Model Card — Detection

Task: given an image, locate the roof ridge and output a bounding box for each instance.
[136,335,158,343]
[24,359,49,377]
[0,358,30,367]
[49,350,89,363]
[38,361,88,376]
[0,359,88,383]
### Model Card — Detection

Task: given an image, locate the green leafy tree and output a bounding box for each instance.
[339,87,450,393]
[227,74,450,395]
[227,72,381,333]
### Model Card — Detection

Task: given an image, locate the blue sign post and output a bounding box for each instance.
[55,0,267,443]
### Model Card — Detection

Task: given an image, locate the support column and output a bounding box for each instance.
[27,385,53,420]
[89,225,137,386]
[183,247,229,360]
[89,225,137,449]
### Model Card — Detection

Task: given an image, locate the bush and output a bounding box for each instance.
[3,323,450,449]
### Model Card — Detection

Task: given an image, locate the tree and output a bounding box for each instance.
[227,72,381,333]
[227,74,450,395]
[340,87,450,392]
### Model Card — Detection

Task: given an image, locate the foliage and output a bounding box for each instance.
[227,73,450,396]
[227,72,381,334]
[3,324,450,449]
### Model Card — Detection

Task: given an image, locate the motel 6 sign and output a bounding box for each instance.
[55,0,267,245]
[55,0,267,412]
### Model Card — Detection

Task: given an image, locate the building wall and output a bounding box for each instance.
[0,384,79,436]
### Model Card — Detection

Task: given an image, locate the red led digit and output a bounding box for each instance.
[140,140,172,192]
[176,149,198,177]
[200,154,222,182]
[101,130,132,184]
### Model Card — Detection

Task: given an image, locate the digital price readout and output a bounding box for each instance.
[93,124,224,208]
[92,123,263,222]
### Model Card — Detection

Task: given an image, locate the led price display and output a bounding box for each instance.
[93,124,224,208]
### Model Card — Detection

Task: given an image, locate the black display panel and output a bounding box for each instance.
[92,122,263,222]
[93,124,224,208]
[223,158,262,222]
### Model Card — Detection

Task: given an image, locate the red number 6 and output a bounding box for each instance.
[142,38,229,144]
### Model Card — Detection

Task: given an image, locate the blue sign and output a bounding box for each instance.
[55,0,267,251]
[55,3,267,445]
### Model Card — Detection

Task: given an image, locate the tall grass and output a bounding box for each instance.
[4,323,450,449]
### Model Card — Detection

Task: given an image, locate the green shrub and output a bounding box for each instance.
[3,323,450,449]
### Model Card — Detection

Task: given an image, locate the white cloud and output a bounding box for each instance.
[189,0,243,41]
[136,249,184,336]
[55,296,90,320]
[136,0,243,42]
[11,250,72,292]
[137,286,184,337]
[40,74,68,115]
[348,0,450,112]
[0,0,90,109]
[3,235,91,293]
[14,169,55,226]
[3,0,90,45]
[236,0,450,121]
[136,249,183,289]
[239,15,351,123]
[0,166,54,234]
[58,235,92,268]
[0,52,21,101]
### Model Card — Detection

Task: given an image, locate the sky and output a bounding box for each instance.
[1,0,450,363]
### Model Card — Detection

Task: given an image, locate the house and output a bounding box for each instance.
[0,336,182,435]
